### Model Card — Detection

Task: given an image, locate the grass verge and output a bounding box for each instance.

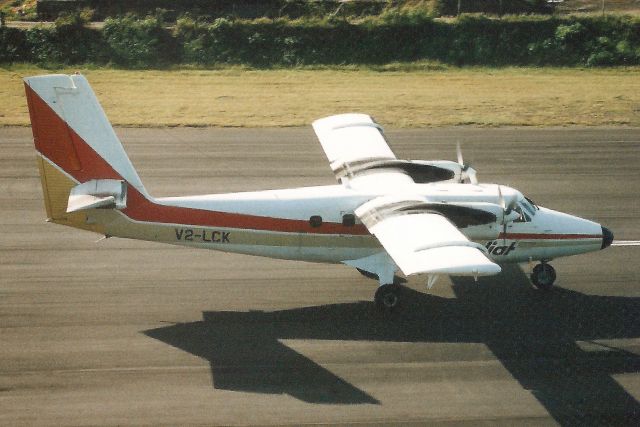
[2,65,639,127]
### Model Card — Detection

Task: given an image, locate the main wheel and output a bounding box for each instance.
[531,263,556,290]
[374,284,401,311]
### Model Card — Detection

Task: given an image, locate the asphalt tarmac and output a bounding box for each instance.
[1,126,639,426]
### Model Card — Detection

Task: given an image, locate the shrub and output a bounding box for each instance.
[0,27,28,62]
[434,0,552,15]
[3,13,639,67]
[103,13,175,67]
[24,11,104,66]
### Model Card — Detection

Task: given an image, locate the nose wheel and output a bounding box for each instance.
[374,284,401,311]
[531,262,556,290]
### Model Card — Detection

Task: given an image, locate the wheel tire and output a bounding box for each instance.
[531,263,556,290]
[374,284,401,311]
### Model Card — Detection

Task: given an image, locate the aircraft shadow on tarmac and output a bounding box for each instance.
[143,265,640,424]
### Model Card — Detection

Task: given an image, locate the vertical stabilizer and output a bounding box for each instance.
[24,74,147,230]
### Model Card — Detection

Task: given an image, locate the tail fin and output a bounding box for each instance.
[24,74,147,232]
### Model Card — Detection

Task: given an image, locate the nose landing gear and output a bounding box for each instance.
[531,262,556,290]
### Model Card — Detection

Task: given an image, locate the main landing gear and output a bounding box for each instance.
[530,261,556,290]
[374,284,402,311]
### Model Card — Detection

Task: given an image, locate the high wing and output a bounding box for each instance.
[355,196,501,277]
[312,114,454,190]
[312,113,395,168]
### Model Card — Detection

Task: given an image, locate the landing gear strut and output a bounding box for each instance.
[356,268,378,280]
[531,262,556,290]
[374,284,401,311]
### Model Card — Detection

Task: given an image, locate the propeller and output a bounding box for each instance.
[498,185,518,243]
[456,142,478,184]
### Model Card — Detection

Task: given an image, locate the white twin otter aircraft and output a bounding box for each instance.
[25,74,614,310]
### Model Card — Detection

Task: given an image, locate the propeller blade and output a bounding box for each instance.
[497,185,518,243]
[503,221,508,244]
[456,141,464,166]
[498,187,507,242]
[456,142,479,184]
[498,185,505,212]
[467,167,478,185]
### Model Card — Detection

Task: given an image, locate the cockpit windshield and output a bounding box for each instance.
[513,204,529,222]
[513,195,537,222]
[520,199,536,217]
[524,196,539,210]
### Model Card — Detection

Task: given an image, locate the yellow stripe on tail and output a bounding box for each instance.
[36,155,105,234]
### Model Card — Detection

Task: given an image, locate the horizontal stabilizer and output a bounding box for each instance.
[66,179,127,213]
[67,194,116,213]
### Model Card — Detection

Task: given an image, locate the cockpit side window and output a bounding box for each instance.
[524,196,539,211]
[514,204,531,223]
[520,198,537,217]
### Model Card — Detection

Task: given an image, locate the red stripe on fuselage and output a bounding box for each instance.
[26,84,369,235]
[498,233,602,240]
[124,188,370,235]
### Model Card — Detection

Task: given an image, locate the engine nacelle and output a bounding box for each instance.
[407,160,478,184]
[337,159,477,185]
[408,160,462,183]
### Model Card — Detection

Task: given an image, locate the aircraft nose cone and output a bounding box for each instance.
[601,226,614,249]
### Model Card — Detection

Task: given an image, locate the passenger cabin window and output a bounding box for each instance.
[309,215,323,228]
[342,214,356,227]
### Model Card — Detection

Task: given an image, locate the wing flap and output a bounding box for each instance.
[312,114,462,189]
[312,114,415,189]
[312,113,394,165]
[397,246,502,276]
[356,196,500,277]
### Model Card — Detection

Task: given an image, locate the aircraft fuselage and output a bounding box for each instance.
[88,181,606,267]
